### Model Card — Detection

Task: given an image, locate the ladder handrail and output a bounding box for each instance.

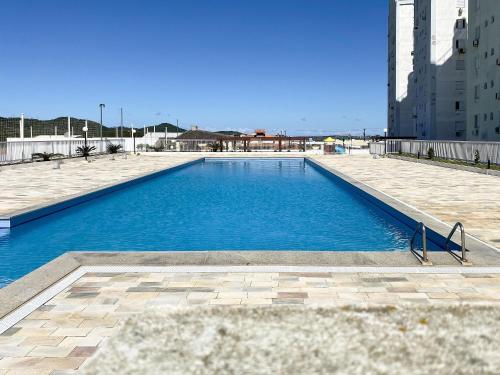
[445,222,467,263]
[410,222,429,264]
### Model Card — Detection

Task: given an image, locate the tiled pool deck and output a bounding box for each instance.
[1,152,500,373]
[2,270,500,374]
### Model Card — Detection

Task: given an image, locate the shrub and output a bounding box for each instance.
[207,142,220,152]
[106,143,123,154]
[76,145,96,158]
[474,150,480,164]
[427,147,434,160]
[32,152,63,161]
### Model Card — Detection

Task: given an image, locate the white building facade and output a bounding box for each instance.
[388,0,415,137]
[412,0,468,140]
[466,0,500,141]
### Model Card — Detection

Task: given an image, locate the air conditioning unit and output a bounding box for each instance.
[459,48,466,54]
[473,39,480,47]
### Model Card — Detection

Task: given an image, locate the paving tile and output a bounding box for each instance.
[28,346,74,358]
[58,337,102,348]
[20,337,64,347]
[209,299,241,305]
[272,298,304,305]
[0,329,21,338]
[277,292,308,299]
[67,346,97,358]
[0,346,34,358]
[50,328,91,337]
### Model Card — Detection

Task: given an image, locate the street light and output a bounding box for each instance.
[99,103,105,141]
[132,127,137,154]
[82,122,89,160]
[383,128,388,155]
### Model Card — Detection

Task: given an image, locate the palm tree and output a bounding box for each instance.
[76,145,96,160]
[106,143,123,154]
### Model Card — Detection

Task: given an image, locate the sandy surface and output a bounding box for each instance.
[82,305,500,374]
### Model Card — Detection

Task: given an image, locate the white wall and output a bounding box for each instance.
[388,0,416,137]
[413,0,467,140]
[467,0,500,141]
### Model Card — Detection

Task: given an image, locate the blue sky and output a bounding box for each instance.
[0,0,388,135]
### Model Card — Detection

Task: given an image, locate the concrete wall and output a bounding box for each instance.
[413,0,468,140]
[466,0,500,141]
[388,0,416,137]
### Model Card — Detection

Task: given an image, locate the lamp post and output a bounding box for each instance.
[82,122,89,160]
[383,128,388,155]
[132,127,136,154]
[99,103,105,141]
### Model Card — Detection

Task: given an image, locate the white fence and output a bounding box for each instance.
[0,138,126,165]
[369,140,500,165]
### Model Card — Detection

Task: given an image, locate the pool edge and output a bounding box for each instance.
[305,157,500,260]
[0,157,204,228]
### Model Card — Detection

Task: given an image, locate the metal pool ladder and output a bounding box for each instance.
[410,222,432,266]
[444,222,471,266]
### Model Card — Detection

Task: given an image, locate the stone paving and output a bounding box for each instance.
[2,270,500,374]
[311,154,500,249]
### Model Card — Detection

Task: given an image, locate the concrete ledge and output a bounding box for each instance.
[3,247,500,320]
[387,155,500,177]
[0,253,80,319]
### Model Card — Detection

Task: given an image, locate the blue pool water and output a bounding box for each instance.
[0,158,434,287]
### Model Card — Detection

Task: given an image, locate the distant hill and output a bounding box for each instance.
[0,117,185,141]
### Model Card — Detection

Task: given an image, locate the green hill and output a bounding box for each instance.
[0,117,185,141]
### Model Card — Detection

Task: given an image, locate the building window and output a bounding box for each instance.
[491,113,494,121]
[474,114,479,128]
[484,113,488,121]
[492,48,495,56]
[456,81,465,90]
[456,19,466,29]
[484,82,488,89]
[492,80,495,88]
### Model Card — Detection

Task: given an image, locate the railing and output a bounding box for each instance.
[444,222,470,265]
[369,139,500,165]
[410,222,432,265]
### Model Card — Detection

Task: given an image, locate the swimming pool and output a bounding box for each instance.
[0,158,441,287]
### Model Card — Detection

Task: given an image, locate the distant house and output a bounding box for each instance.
[176,126,233,151]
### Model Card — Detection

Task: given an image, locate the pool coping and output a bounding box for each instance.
[1,156,500,321]
[4,262,500,334]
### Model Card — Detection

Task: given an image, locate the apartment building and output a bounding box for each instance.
[412,0,468,140]
[388,0,415,137]
[466,0,500,141]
